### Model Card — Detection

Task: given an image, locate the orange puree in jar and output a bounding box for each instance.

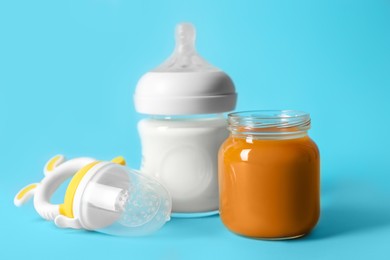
[218,110,320,239]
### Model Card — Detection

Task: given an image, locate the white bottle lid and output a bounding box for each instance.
[134,23,237,115]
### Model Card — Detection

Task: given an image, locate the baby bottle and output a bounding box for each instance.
[134,23,237,216]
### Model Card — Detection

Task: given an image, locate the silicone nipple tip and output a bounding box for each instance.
[153,22,218,72]
[175,23,196,54]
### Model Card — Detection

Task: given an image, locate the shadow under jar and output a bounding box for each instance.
[218,110,320,239]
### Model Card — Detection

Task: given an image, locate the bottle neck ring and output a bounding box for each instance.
[150,113,226,120]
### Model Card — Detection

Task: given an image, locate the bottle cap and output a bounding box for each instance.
[134,23,237,115]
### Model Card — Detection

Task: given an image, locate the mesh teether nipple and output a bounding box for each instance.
[154,23,217,72]
[14,155,172,236]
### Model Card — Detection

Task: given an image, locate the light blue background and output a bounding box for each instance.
[1,0,389,259]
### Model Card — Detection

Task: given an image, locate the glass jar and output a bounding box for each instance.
[218,110,320,239]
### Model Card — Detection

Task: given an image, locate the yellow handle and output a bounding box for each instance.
[14,183,38,206]
[111,156,126,166]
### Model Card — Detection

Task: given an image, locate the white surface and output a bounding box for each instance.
[54,215,82,229]
[138,116,229,213]
[84,182,124,212]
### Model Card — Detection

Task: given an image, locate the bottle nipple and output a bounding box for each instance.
[154,23,218,72]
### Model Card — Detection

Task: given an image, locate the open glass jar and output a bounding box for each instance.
[218,110,320,239]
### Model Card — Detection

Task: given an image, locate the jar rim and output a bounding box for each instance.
[228,110,311,137]
[228,110,310,121]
